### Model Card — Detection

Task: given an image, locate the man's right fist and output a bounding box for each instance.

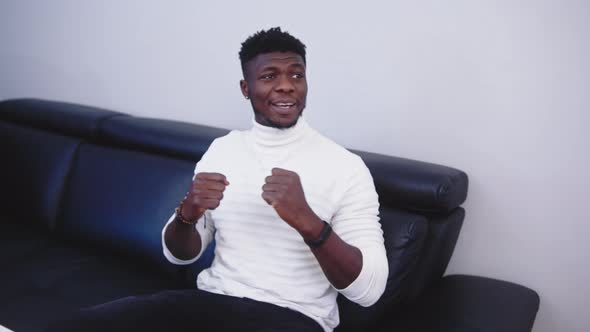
[181,172,229,220]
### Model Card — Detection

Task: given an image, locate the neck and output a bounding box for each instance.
[251,116,309,147]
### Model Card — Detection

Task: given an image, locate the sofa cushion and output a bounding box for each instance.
[0,122,80,230]
[0,237,182,332]
[56,143,212,275]
[0,293,78,332]
[336,207,428,332]
[380,275,540,332]
[0,220,51,266]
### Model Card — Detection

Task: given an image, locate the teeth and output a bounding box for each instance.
[274,102,295,107]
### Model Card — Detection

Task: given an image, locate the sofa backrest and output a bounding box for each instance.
[336,207,429,331]
[55,113,227,275]
[56,143,197,271]
[0,99,122,231]
[0,99,228,277]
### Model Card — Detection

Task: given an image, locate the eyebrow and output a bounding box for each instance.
[259,63,305,72]
[288,63,305,70]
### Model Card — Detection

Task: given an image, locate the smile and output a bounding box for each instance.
[271,102,296,109]
[270,101,298,115]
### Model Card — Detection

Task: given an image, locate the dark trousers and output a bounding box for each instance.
[46,289,323,332]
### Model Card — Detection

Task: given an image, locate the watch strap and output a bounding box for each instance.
[305,220,332,248]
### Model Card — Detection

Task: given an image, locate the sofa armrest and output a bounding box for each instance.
[380,274,540,332]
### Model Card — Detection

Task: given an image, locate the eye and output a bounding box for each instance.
[292,73,305,79]
[259,73,275,80]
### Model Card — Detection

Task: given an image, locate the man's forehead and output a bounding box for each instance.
[251,52,305,69]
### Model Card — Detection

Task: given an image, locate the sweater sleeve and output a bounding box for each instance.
[331,156,388,307]
[161,210,215,265]
[161,139,220,265]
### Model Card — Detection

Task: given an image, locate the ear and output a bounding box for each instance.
[240,80,249,99]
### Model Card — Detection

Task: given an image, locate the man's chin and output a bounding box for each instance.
[255,110,304,129]
[270,116,300,129]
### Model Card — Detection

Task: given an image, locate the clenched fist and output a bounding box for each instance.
[261,168,318,232]
[181,172,229,220]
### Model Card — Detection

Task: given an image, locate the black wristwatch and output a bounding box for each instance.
[304,220,332,248]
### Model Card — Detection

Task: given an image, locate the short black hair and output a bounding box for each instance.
[239,27,306,75]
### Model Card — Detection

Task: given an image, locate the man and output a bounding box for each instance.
[49,27,387,332]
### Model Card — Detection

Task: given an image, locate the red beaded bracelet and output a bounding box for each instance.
[174,201,200,225]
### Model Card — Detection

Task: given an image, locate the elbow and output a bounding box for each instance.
[356,264,388,307]
[340,245,389,307]
[359,286,387,308]
[162,246,200,265]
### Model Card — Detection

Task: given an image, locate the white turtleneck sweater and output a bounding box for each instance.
[162,117,388,331]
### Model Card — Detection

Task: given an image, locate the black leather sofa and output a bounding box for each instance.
[0,99,540,332]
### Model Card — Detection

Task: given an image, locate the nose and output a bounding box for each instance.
[274,74,295,93]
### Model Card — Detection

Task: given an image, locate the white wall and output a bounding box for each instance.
[1,1,588,331]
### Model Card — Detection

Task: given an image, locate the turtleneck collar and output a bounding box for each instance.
[250,116,310,148]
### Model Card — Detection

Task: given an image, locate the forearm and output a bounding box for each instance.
[163,171,226,263]
[263,167,386,300]
[299,213,388,307]
[164,218,203,261]
[300,215,363,289]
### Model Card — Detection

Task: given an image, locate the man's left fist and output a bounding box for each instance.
[262,168,316,231]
